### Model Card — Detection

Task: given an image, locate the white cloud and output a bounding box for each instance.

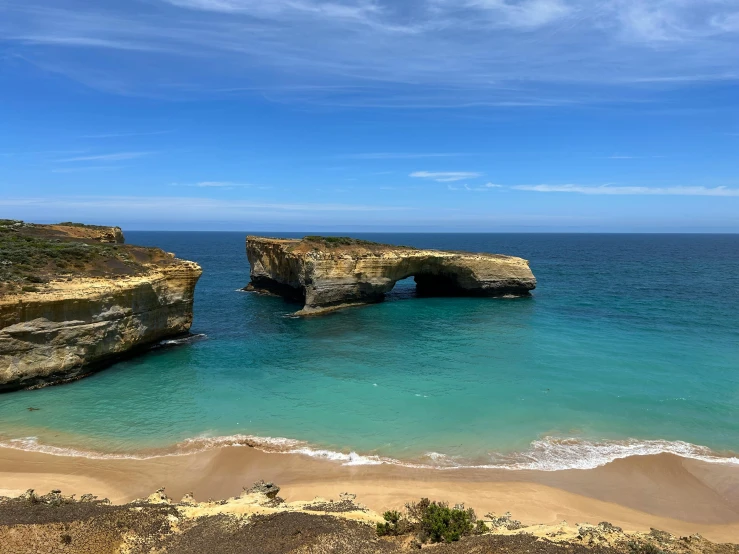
[51,166,123,173]
[163,0,384,24]
[1,149,87,158]
[411,171,483,182]
[512,184,739,196]
[3,1,739,106]
[343,153,468,160]
[448,182,503,191]
[0,196,412,212]
[79,130,173,138]
[461,0,572,29]
[56,152,153,162]
[170,181,255,188]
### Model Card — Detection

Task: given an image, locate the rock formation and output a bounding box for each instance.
[245,236,536,315]
[3,486,729,554]
[0,221,202,392]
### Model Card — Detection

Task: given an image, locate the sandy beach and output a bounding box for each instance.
[1,446,738,543]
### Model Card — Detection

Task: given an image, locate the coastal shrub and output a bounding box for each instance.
[474,520,488,535]
[376,510,411,536]
[418,501,475,543]
[377,498,478,544]
[405,497,431,523]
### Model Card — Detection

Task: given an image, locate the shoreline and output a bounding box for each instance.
[1,445,738,543]
[2,430,738,470]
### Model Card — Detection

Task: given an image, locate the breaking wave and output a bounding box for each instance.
[434,437,739,471]
[1,434,737,471]
[154,333,207,348]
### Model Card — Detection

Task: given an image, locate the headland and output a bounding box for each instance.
[0,220,202,392]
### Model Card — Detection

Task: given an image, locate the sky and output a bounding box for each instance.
[1,0,738,232]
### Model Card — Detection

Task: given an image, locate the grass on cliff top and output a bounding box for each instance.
[300,236,415,250]
[0,220,108,229]
[0,221,170,295]
[55,221,117,229]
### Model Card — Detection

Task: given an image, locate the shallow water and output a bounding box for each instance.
[1,233,738,470]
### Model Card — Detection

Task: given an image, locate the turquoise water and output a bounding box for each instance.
[1,233,738,469]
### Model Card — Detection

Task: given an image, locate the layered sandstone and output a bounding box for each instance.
[246,236,536,315]
[0,221,201,392]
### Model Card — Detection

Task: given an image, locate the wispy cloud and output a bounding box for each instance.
[0,196,412,212]
[343,153,469,160]
[51,166,123,173]
[3,1,739,106]
[603,155,666,160]
[448,182,503,191]
[512,184,739,196]
[170,181,255,188]
[0,149,87,158]
[79,130,174,138]
[56,152,153,162]
[411,171,482,182]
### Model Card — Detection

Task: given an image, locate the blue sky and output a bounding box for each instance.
[1,0,738,231]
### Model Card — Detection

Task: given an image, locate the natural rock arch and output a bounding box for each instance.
[245,236,536,316]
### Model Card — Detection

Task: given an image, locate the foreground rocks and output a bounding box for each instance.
[0,221,202,392]
[0,486,735,554]
[246,236,536,315]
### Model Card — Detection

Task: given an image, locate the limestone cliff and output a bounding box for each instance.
[246,236,536,315]
[0,221,201,392]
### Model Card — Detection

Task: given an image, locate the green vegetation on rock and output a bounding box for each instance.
[376,498,481,544]
[300,236,413,250]
[0,221,169,294]
[56,222,112,229]
[303,236,381,246]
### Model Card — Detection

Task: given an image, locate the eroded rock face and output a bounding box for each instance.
[246,236,536,315]
[0,223,201,392]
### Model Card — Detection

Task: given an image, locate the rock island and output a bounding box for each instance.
[246,236,536,315]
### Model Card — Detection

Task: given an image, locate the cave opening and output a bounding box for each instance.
[247,276,306,305]
[384,271,476,302]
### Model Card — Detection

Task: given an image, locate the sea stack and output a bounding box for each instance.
[245,236,536,315]
[0,221,202,392]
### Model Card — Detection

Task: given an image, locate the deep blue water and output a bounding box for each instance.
[1,233,737,469]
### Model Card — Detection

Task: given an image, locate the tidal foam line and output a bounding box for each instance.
[0,434,737,471]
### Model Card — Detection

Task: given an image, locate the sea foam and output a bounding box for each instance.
[1,434,737,471]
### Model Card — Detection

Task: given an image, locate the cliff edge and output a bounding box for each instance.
[0,221,202,392]
[245,236,536,315]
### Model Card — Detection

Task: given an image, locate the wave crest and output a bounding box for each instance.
[0,435,737,471]
[478,437,739,471]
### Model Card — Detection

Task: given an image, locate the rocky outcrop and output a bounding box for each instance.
[3,486,730,554]
[245,236,536,315]
[0,222,201,392]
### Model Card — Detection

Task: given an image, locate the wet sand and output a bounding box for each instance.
[1,446,738,543]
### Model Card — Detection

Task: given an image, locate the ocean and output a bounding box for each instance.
[1,232,737,470]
